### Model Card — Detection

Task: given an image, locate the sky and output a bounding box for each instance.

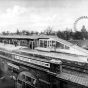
[0,0,88,32]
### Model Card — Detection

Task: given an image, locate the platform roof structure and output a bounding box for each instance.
[0,34,57,39]
[48,37,88,56]
[0,34,88,56]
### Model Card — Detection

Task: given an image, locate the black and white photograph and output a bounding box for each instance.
[0,0,88,88]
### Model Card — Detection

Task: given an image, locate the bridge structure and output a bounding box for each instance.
[0,34,88,88]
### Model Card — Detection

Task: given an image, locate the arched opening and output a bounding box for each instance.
[17,71,37,88]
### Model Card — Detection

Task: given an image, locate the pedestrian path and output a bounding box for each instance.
[0,43,26,51]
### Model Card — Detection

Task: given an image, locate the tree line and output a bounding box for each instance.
[1,25,88,40]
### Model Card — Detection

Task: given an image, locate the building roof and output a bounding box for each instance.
[49,37,73,47]
[57,69,88,87]
[48,38,88,56]
[0,34,57,39]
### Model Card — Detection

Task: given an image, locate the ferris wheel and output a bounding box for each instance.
[74,16,88,31]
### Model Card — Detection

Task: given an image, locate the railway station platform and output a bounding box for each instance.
[0,43,88,88]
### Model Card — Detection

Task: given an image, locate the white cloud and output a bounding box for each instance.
[0,1,88,33]
[0,5,27,27]
[6,5,27,17]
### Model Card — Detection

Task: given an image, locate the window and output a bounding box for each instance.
[21,40,28,46]
[26,83,31,88]
[56,42,64,49]
[13,68,19,73]
[44,41,47,48]
[49,41,52,46]
[8,66,13,71]
[21,74,25,80]
[26,76,36,85]
[52,41,56,47]
[77,62,83,66]
[32,79,36,85]
[40,40,43,47]
[22,82,25,88]
[65,45,69,49]
[18,79,22,84]
[26,76,31,82]
[56,42,70,49]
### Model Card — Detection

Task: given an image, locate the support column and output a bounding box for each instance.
[32,41,33,49]
[48,40,50,48]
[9,40,10,44]
[43,40,44,48]
[37,40,39,47]
[39,39,40,47]
[3,40,4,43]
[49,41,51,48]
[29,40,30,48]
[19,40,21,46]
[47,40,48,48]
